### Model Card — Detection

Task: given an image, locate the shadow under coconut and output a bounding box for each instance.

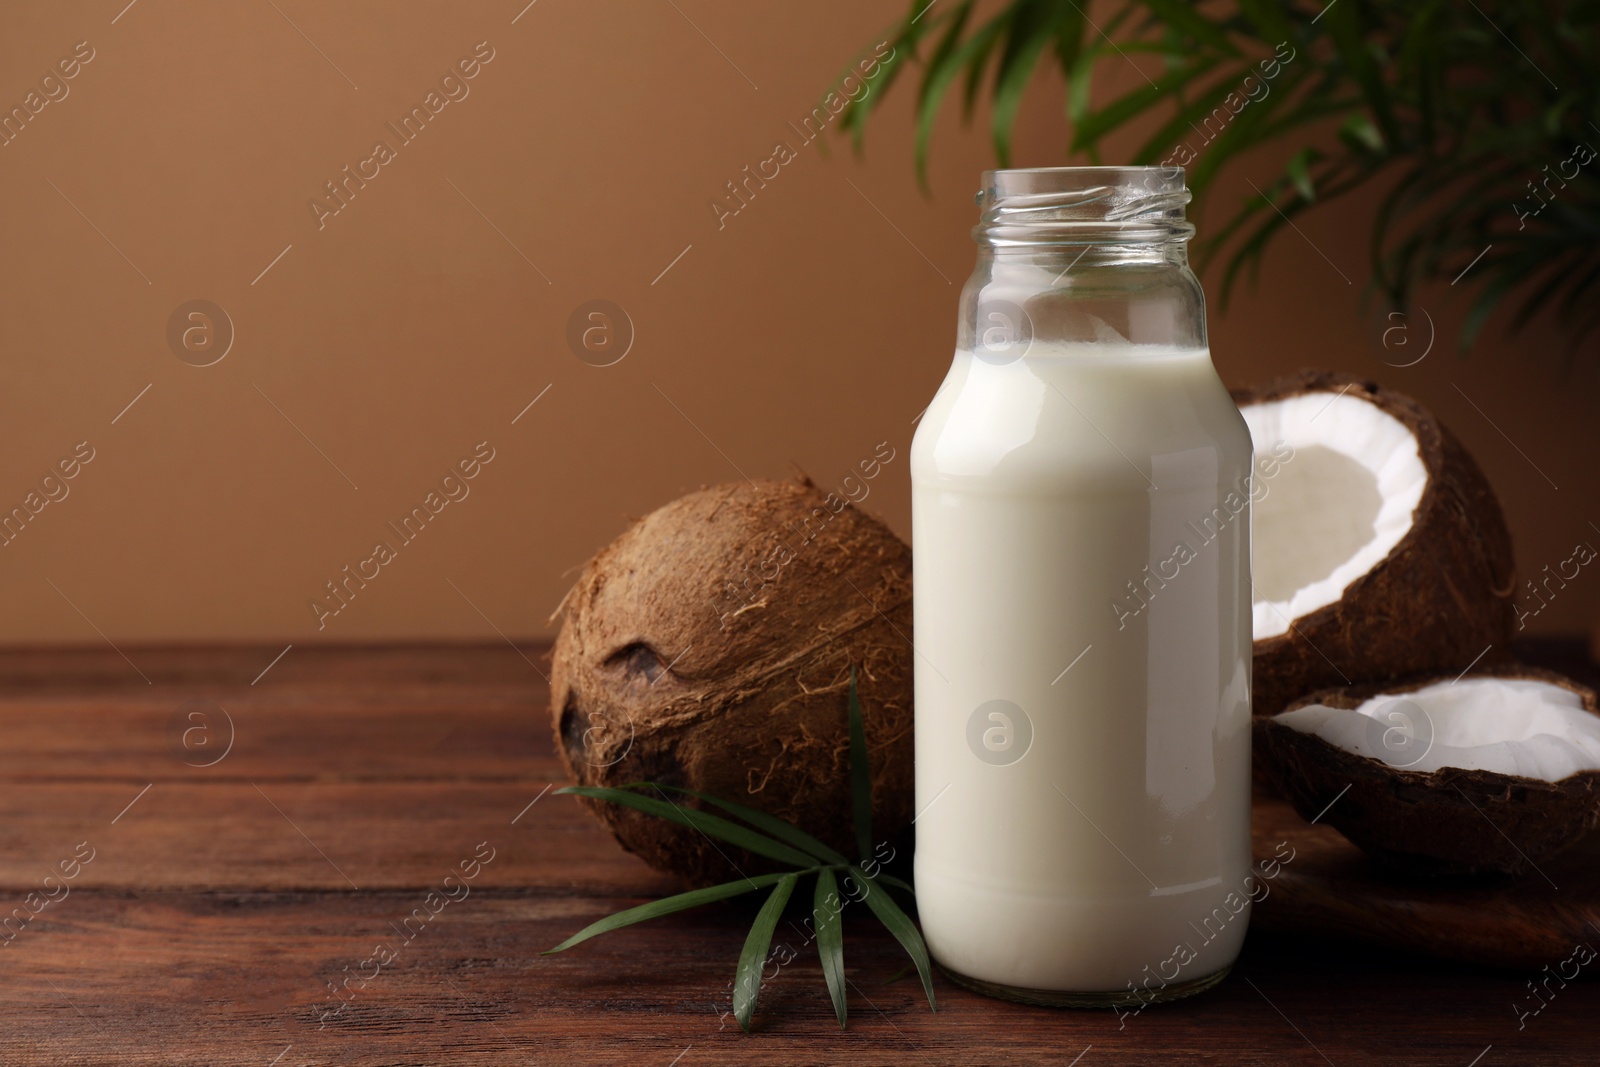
[1251,783,1600,971]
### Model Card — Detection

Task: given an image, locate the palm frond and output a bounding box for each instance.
[831,0,1600,353]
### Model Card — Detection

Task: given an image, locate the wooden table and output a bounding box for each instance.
[0,643,1593,1065]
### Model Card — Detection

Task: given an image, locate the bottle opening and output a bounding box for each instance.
[975,166,1194,248]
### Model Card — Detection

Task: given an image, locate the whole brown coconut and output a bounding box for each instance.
[550,477,914,886]
[1255,666,1600,876]
[1233,371,1517,716]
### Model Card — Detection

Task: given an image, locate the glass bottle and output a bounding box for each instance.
[910,166,1254,1007]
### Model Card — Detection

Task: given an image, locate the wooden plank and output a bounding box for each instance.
[0,643,549,781]
[0,642,1596,1064]
[3,890,1590,1066]
[7,773,1595,968]
[0,643,549,695]
[0,779,668,895]
[0,699,543,781]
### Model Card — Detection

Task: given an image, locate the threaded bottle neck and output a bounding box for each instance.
[974,166,1195,249]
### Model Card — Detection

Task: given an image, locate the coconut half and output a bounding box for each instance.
[1233,371,1516,715]
[1255,667,1600,876]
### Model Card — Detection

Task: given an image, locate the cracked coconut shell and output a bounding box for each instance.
[1233,371,1517,716]
[1255,666,1600,877]
[550,477,914,886]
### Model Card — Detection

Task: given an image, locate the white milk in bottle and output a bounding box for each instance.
[911,167,1255,1007]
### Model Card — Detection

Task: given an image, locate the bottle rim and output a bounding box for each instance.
[974,166,1195,248]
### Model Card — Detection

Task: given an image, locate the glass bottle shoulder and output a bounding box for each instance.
[910,343,1251,492]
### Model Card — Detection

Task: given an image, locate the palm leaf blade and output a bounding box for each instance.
[815,868,848,1028]
[556,786,818,868]
[639,783,850,866]
[829,0,1600,353]
[543,872,791,954]
[852,865,937,1011]
[733,873,800,1031]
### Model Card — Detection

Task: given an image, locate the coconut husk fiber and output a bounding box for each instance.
[550,477,914,886]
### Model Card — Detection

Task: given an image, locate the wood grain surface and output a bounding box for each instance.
[0,642,1594,1066]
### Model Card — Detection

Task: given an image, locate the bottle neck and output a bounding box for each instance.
[973,167,1195,250]
[962,168,1207,354]
[975,242,1192,272]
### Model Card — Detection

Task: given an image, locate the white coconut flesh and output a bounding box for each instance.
[1276,677,1600,780]
[1242,391,1428,639]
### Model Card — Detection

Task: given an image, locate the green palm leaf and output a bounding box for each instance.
[916,8,1006,185]
[733,873,800,1031]
[555,785,817,868]
[991,1,1082,165]
[828,0,1600,351]
[548,672,938,1029]
[815,868,848,1028]
[852,865,937,1011]
[543,872,795,954]
[636,783,850,866]
[875,872,915,894]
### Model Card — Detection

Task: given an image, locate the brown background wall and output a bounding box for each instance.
[0,0,1593,649]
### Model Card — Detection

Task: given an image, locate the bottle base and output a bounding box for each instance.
[937,961,1233,1009]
